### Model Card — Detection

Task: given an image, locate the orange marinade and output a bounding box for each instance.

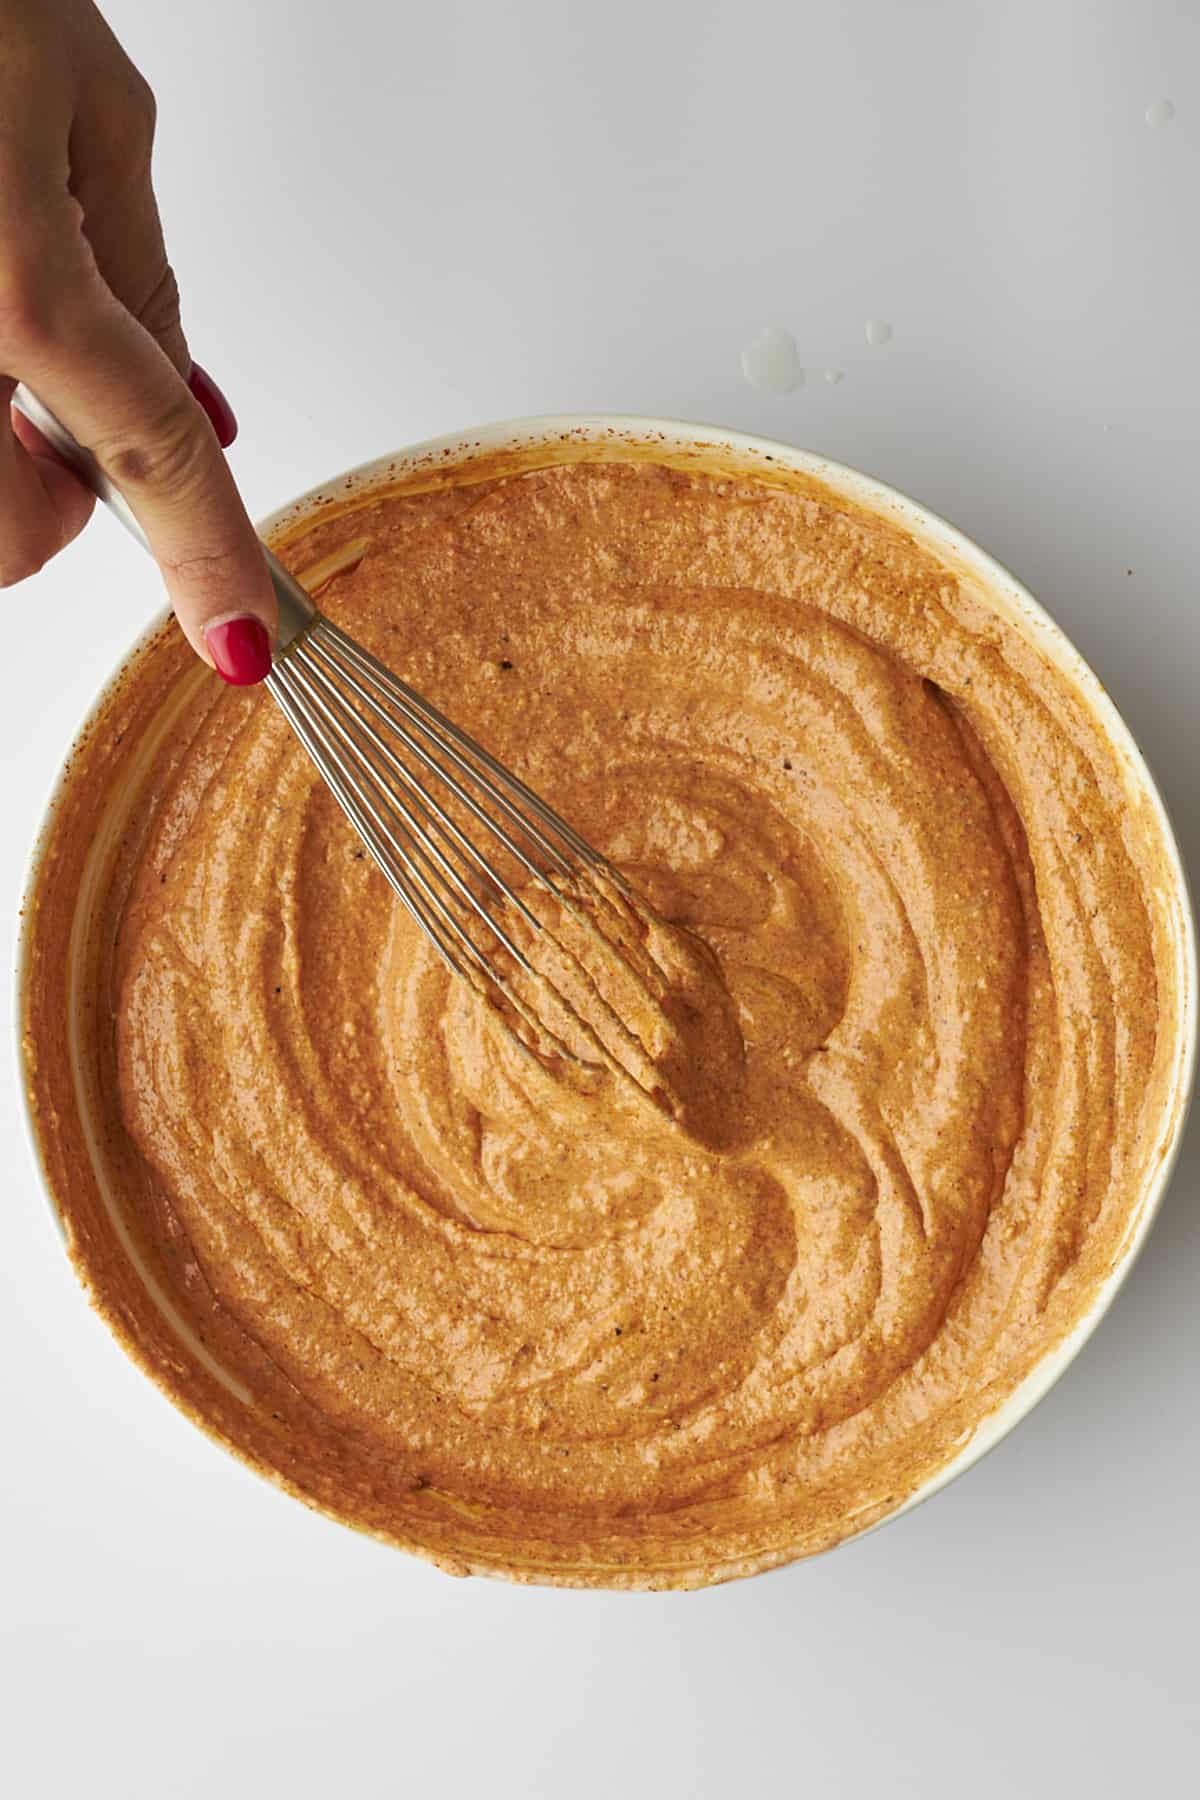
[23,456,1178,1586]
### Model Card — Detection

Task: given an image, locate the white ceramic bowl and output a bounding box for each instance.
[15,414,1198,1572]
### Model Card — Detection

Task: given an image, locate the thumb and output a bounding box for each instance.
[57,42,272,682]
[7,206,276,681]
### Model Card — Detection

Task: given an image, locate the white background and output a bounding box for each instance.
[3,2,1197,1795]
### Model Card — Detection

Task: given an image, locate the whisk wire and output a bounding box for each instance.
[271,662,575,1065]
[268,623,645,1074]
[281,652,539,958]
[295,643,544,932]
[267,665,479,978]
[311,623,601,879]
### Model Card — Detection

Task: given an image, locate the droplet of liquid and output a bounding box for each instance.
[741,327,803,394]
[824,369,844,385]
[1145,98,1175,128]
[865,319,893,347]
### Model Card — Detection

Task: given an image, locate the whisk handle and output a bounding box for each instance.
[11,383,317,653]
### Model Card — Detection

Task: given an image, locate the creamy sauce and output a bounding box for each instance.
[23,456,1181,1586]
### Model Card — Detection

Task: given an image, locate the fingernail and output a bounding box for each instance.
[188,362,238,449]
[206,615,272,685]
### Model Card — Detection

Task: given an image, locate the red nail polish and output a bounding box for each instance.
[206,615,272,685]
[188,362,238,449]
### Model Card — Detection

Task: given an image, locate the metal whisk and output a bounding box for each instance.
[15,387,676,1102]
[264,601,674,1092]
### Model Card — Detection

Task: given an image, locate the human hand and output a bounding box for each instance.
[0,0,275,683]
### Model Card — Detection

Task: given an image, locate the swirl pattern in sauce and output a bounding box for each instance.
[26,458,1180,1585]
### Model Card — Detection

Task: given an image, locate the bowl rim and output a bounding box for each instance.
[13,411,1198,1578]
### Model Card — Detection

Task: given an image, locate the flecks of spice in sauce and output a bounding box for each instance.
[26,457,1177,1589]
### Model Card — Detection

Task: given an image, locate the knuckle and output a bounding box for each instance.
[132,74,159,145]
[115,72,158,169]
[94,398,210,496]
[87,70,159,184]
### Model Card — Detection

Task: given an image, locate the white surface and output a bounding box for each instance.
[2,2,1197,1795]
